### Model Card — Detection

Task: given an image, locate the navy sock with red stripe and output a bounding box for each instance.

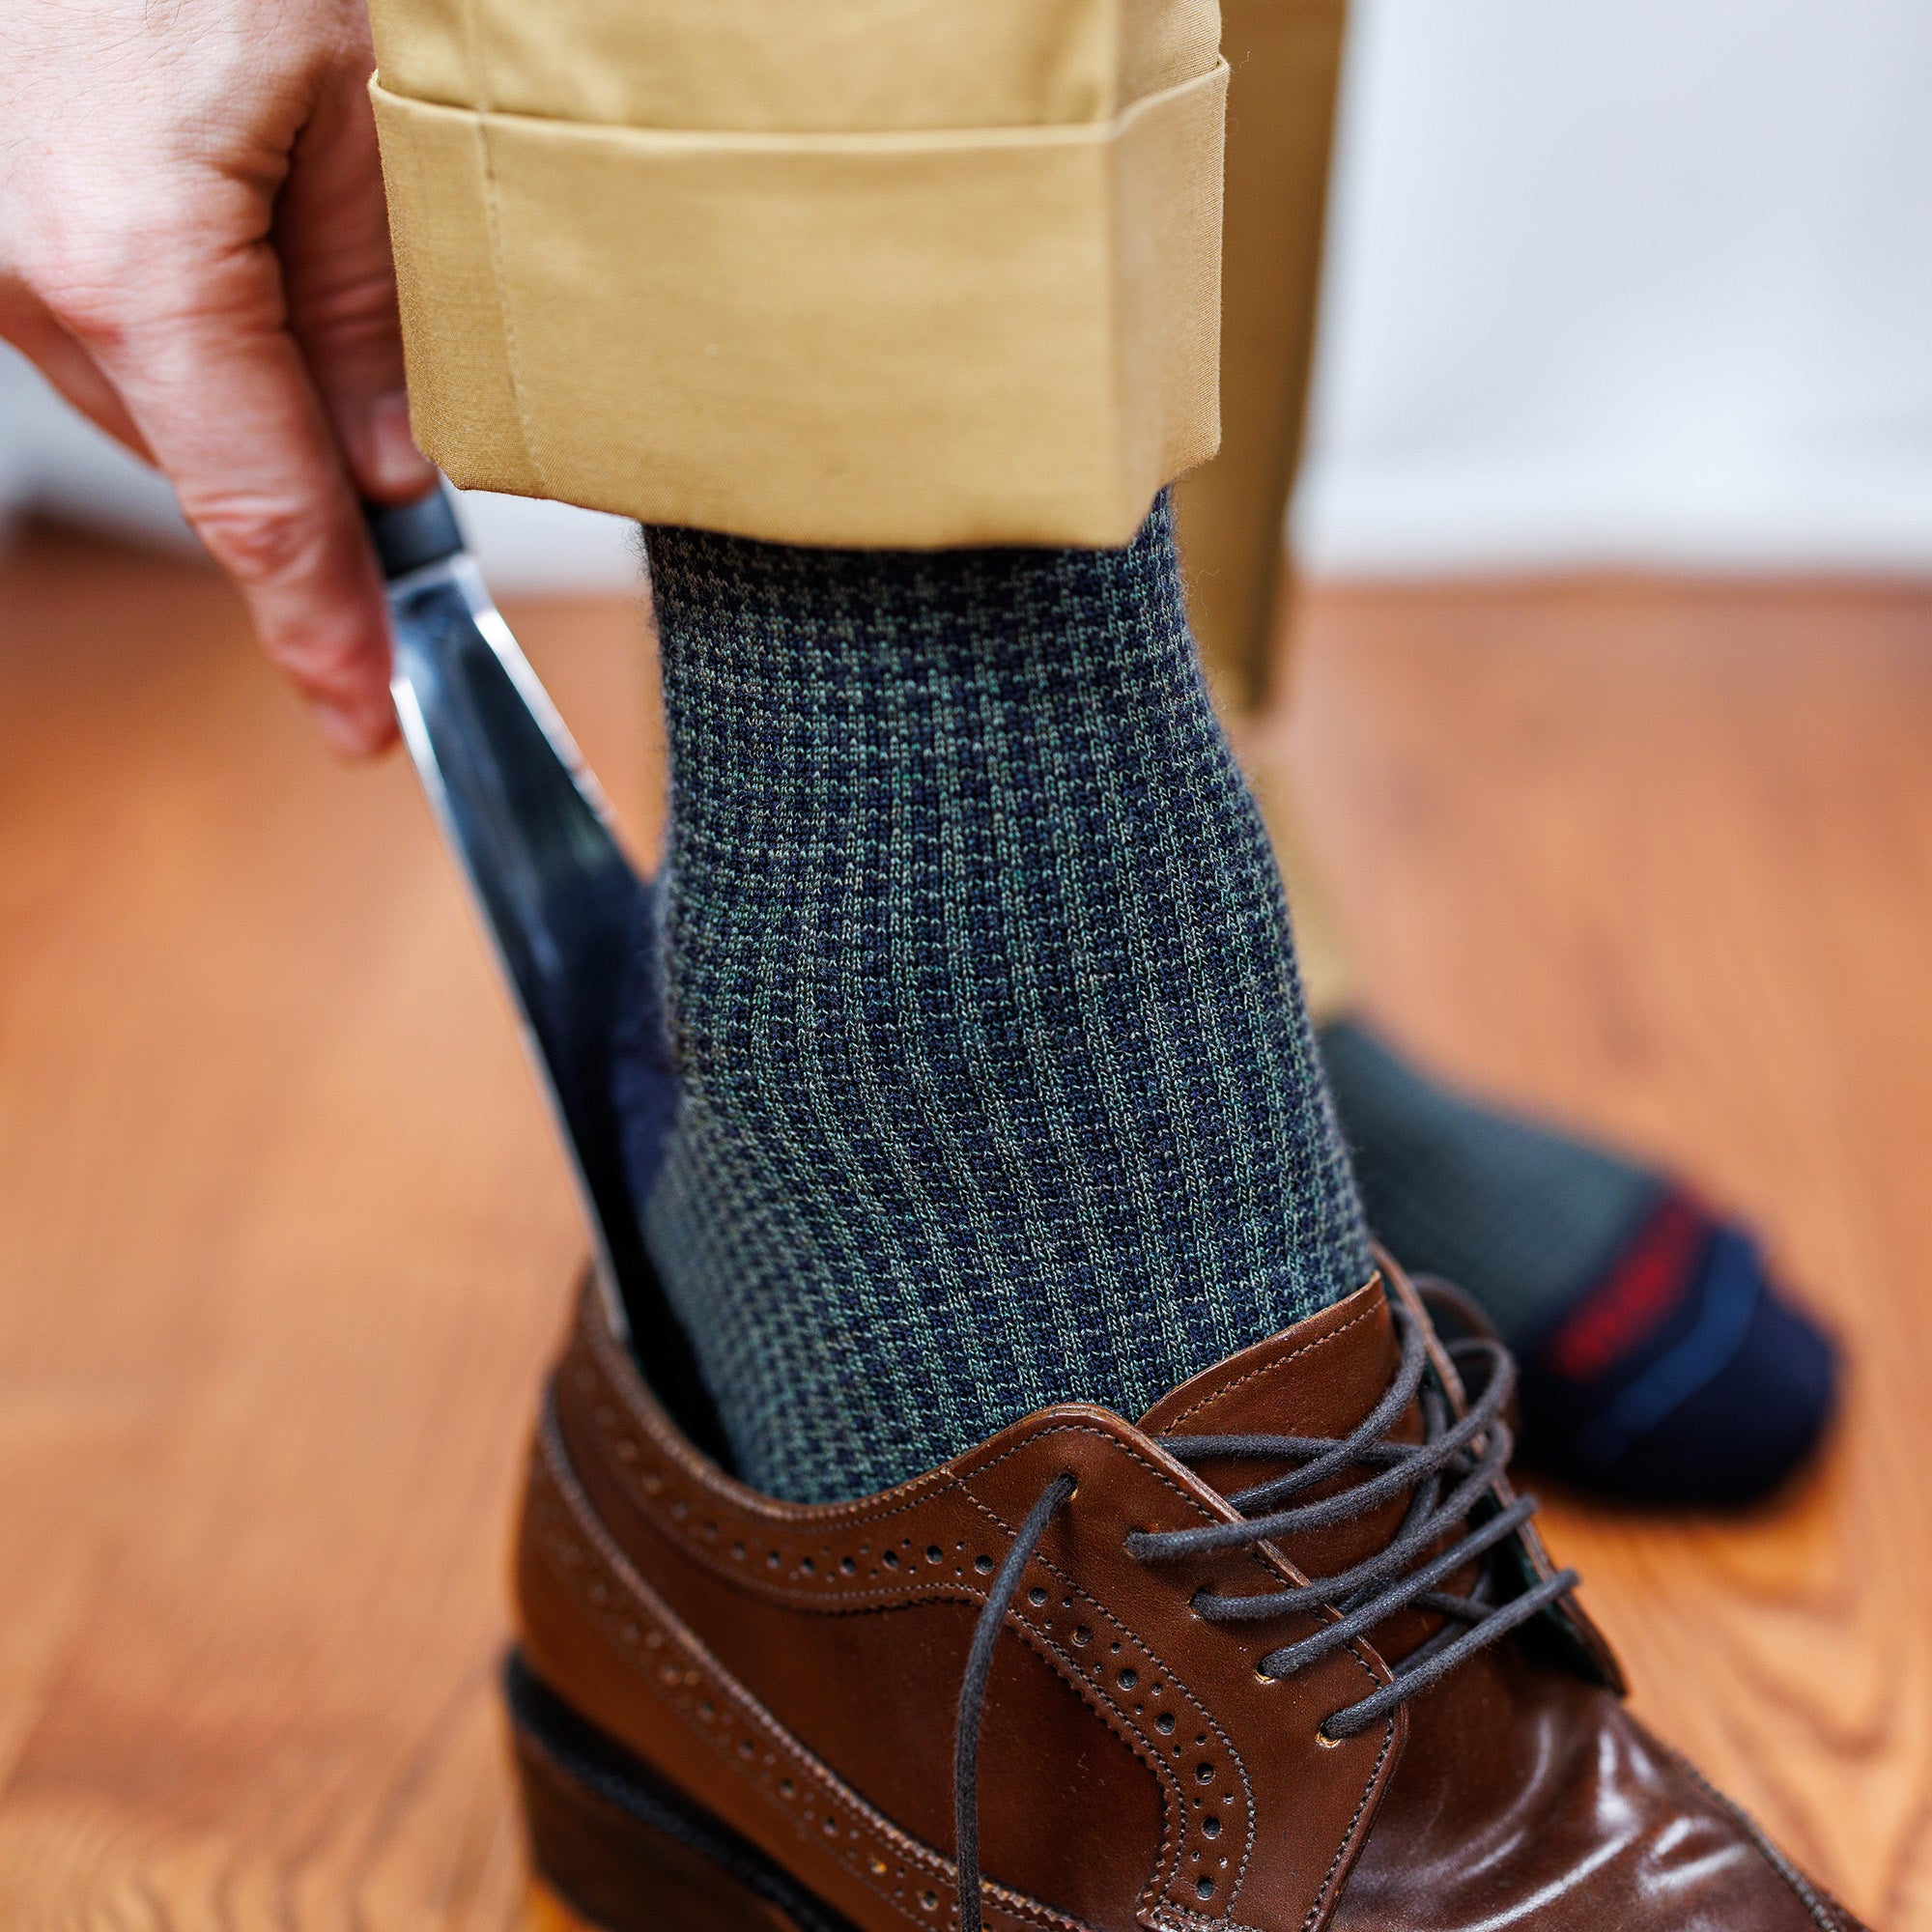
[1317,1018,1837,1506]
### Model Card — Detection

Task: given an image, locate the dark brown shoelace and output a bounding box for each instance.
[952,1294,1579,1932]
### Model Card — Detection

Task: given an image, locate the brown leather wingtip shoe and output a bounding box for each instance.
[506,1262,1867,1932]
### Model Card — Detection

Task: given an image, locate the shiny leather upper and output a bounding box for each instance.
[514,1270,1867,1932]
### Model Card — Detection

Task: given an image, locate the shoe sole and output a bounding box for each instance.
[507,1651,864,1932]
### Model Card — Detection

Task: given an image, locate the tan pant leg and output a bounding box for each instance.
[367,0,1228,550]
[1174,0,1348,713]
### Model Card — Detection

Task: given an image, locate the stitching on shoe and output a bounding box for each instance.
[566,1380,1255,1922]
[1154,1299,1384,1435]
[952,1471,1250,1919]
[1146,1910,1267,1932]
[578,1275,1380,1644]
[949,1422,1392,1920]
[580,1290,964,1533]
[577,1294,1208,1604]
[567,1297,1400,1931]
[1298,1713,1395,1932]
[531,1404,1095,1932]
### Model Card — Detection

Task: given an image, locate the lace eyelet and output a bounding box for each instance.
[1315,1725,1346,1749]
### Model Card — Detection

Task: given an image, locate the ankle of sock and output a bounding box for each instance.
[628,499,1372,1501]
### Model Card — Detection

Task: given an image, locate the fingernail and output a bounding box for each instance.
[361,390,436,497]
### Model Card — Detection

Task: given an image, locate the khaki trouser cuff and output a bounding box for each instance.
[373,65,1225,549]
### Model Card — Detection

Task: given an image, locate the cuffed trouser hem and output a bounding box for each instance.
[372,62,1225,550]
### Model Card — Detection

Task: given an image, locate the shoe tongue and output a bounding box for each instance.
[1137,1276,1424,1586]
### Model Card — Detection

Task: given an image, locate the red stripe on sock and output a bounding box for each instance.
[1544,1194,1712,1382]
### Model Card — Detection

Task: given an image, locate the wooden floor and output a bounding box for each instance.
[1,526,1927,1928]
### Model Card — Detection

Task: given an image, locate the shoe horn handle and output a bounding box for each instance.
[363,487,466,582]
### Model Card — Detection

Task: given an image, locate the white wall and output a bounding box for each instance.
[6,0,1932,582]
[1296,0,1932,574]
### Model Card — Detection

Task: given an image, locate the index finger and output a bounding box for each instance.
[55,242,400,756]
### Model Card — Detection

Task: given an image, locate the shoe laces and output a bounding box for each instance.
[952,1294,1578,1932]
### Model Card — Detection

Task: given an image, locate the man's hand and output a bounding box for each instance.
[0,0,436,755]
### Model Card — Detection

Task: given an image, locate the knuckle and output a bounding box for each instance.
[295,270,402,361]
[188,496,325,587]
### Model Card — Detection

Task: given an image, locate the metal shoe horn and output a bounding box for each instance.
[363,485,659,1352]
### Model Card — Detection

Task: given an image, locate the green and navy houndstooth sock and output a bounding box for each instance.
[626,495,1374,1503]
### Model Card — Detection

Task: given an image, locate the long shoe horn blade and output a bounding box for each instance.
[366,487,651,1342]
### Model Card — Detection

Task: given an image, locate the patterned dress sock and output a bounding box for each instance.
[624,495,1375,1503]
[1318,1017,1836,1505]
